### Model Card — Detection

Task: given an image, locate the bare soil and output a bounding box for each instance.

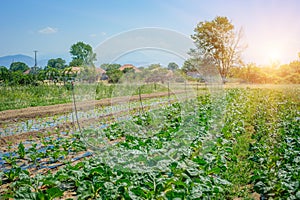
[0,90,185,125]
[0,91,185,146]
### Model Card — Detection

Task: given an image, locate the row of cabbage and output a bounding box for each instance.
[1,87,299,199]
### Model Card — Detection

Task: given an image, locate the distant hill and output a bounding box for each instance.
[0,54,48,68]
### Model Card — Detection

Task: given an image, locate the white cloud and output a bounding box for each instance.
[89,32,106,38]
[38,27,58,34]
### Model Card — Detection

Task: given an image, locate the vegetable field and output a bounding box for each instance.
[0,83,168,111]
[0,85,299,199]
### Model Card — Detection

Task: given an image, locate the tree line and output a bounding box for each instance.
[0,42,96,86]
[1,16,299,86]
[229,60,300,84]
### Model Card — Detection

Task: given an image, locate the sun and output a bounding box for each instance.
[266,48,283,67]
[268,49,280,61]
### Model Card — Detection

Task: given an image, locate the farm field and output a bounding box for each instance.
[0,83,169,111]
[1,0,300,199]
[0,84,299,199]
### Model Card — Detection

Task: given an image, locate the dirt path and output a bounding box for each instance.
[0,90,186,125]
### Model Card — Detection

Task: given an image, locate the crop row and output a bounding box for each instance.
[0,87,299,199]
[0,94,182,137]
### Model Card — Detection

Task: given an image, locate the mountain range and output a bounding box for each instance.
[0,54,49,68]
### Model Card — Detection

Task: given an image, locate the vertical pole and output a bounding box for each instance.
[34,50,38,67]
[196,82,199,97]
[185,81,187,100]
[71,81,82,132]
[168,81,170,104]
[138,86,144,114]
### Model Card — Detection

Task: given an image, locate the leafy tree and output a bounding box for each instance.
[47,58,66,69]
[61,67,77,84]
[106,68,122,83]
[103,64,122,83]
[9,62,29,72]
[70,42,96,66]
[105,64,121,71]
[37,69,47,84]
[278,61,300,84]
[182,59,197,73]
[191,16,245,82]
[45,67,60,84]
[69,59,84,67]
[167,62,179,71]
[10,71,34,85]
[0,66,10,84]
[288,60,300,74]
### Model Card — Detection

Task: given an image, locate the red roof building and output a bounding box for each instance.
[119,64,141,73]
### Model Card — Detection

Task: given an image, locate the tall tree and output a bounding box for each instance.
[167,62,179,71]
[9,62,29,72]
[191,16,245,82]
[47,58,66,69]
[70,42,96,66]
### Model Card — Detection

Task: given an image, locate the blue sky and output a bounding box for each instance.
[1,0,300,66]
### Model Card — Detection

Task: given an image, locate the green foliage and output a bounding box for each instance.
[105,63,121,71]
[106,68,123,83]
[0,66,10,84]
[229,61,300,84]
[182,59,197,73]
[1,86,299,199]
[9,62,29,72]
[99,63,110,71]
[0,85,72,111]
[69,41,96,66]
[122,67,135,74]
[191,16,244,80]
[45,67,60,84]
[47,58,66,69]
[17,142,26,159]
[106,69,122,83]
[69,58,83,67]
[0,83,168,111]
[167,62,179,71]
[98,63,123,83]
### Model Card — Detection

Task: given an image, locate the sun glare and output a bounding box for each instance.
[268,49,280,61]
[267,48,283,65]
